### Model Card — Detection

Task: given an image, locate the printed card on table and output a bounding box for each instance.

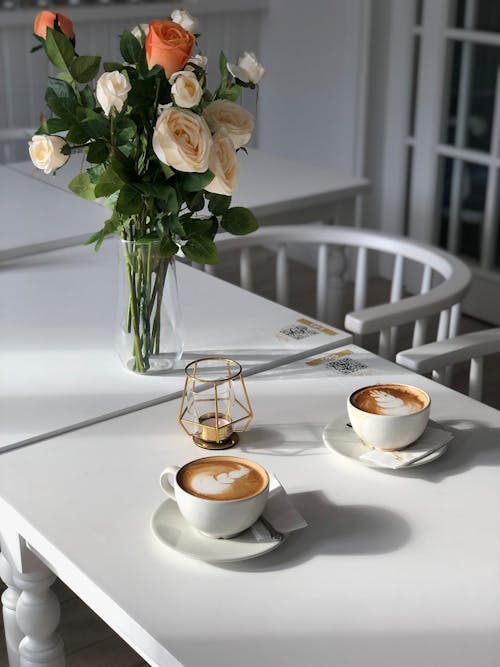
[276,318,338,347]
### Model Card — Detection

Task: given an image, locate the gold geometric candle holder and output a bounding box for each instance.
[178,357,254,450]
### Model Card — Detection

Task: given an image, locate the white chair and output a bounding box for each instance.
[396,328,500,401]
[206,224,471,359]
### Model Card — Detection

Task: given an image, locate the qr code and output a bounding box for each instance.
[325,357,368,374]
[280,324,319,340]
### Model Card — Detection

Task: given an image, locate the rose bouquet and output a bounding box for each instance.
[29,9,264,373]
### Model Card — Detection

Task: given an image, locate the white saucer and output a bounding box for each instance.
[322,414,449,469]
[151,500,287,563]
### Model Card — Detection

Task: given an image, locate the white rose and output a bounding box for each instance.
[96,71,131,116]
[186,54,207,71]
[237,52,265,84]
[169,71,202,109]
[227,62,250,83]
[171,9,199,34]
[28,135,69,174]
[205,129,239,196]
[131,23,149,43]
[153,107,212,173]
[203,100,254,149]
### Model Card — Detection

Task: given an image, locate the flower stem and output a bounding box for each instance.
[124,244,145,373]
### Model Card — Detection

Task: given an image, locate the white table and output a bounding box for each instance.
[7,149,369,253]
[1,345,499,667]
[0,166,108,261]
[1,242,351,450]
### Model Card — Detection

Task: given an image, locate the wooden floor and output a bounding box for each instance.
[1,250,498,666]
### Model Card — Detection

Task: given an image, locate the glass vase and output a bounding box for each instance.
[116,239,183,373]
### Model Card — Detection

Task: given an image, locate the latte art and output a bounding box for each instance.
[191,465,250,496]
[178,456,268,501]
[351,384,428,416]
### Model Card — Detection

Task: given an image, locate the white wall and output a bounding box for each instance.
[258,0,370,176]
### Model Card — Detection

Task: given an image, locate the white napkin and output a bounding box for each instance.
[251,475,308,542]
[360,425,453,469]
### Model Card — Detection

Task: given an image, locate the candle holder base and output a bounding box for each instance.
[192,433,239,450]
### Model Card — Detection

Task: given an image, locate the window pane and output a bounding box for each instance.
[442,41,500,152]
[453,0,500,33]
[408,36,420,137]
[438,157,487,261]
[415,0,423,26]
[403,146,413,236]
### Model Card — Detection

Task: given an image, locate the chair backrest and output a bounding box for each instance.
[396,328,500,402]
[203,224,471,359]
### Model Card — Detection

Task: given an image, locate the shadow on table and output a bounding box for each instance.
[216,490,411,572]
[378,419,500,483]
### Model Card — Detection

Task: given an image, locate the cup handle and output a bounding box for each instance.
[159,466,180,501]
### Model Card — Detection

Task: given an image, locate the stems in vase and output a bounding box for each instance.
[120,239,175,373]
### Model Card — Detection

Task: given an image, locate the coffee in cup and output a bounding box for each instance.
[160,456,269,538]
[347,383,430,451]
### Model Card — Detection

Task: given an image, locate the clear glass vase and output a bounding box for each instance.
[116,239,183,373]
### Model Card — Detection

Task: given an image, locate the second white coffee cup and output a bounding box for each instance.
[347,383,431,451]
[159,455,269,539]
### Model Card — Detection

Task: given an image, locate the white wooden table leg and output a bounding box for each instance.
[14,564,65,667]
[0,530,65,667]
[0,551,23,667]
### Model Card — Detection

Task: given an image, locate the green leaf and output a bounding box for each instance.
[221,207,258,235]
[158,236,178,258]
[160,163,175,180]
[110,149,136,184]
[207,193,231,216]
[219,84,241,102]
[103,61,125,72]
[66,124,89,144]
[219,51,229,89]
[165,213,185,238]
[68,172,96,201]
[115,117,137,146]
[45,77,78,121]
[134,233,160,245]
[86,141,109,163]
[116,184,142,215]
[87,164,106,184]
[181,170,214,192]
[45,28,75,71]
[182,236,218,264]
[95,167,124,198]
[184,217,218,237]
[85,212,121,251]
[56,70,74,83]
[80,85,95,109]
[127,78,156,108]
[120,31,141,64]
[37,118,69,134]
[186,191,205,212]
[77,108,111,140]
[70,55,101,83]
[136,48,150,78]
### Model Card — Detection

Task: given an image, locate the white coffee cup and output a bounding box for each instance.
[347,383,431,451]
[159,455,269,539]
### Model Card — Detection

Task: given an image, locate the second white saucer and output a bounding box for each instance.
[322,413,448,469]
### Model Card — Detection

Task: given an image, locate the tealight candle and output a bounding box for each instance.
[198,412,234,444]
[200,416,230,428]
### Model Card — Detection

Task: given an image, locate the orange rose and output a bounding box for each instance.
[145,20,194,78]
[34,10,74,41]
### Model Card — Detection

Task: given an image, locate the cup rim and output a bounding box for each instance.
[175,455,269,503]
[348,383,431,416]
